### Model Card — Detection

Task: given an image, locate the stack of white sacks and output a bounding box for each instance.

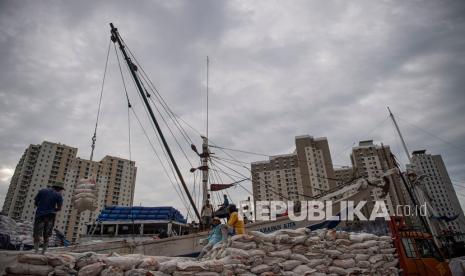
[5,228,399,276]
[199,228,399,275]
[0,215,34,246]
[73,178,98,212]
[1,215,63,248]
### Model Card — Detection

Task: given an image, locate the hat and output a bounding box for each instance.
[212,217,221,222]
[51,181,65,190]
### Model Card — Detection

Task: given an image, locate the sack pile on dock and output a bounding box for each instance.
[4,228,399,275]
[198,228,399,276]
[0,215,33,245]
[5,252,169,276]
[0,215,62,248]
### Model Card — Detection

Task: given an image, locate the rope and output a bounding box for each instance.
[134,90,194,219]
[209,161,253,196]
[131,107,193,219]
[209,145,269,157]
[118,39,201,219]
[122,39,194,146]
[396,115,465,155]
[131,76,197,217]
[207,162,235,203]
[127,107,132,161]
[90,39,112,161]
[113,43,133,162]
[113,43,193,219]
[146,94,194,167]
[119,39,195,169]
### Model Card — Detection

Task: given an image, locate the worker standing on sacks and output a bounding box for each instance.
[33,182,64,254]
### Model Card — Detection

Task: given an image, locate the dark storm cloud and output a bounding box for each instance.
[1,0,464,214]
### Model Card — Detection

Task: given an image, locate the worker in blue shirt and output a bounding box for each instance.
[221,194,229,209]
[197,217,227,259]
[33,182,64,254]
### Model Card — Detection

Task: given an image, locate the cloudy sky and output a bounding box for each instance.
[1,0,464,218]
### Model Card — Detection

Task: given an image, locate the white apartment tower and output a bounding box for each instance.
[2,141,137,242]
[251,136,337,202]
[350,140,404,216]
[410,150,465,234]
[334,166,354,186]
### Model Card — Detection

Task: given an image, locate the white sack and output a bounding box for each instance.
[77,262,105,276]
[103,256,143,270]
[280,260,302,271]
[17,253,48,265]
[6,263,53,276]
[101,266,124,276]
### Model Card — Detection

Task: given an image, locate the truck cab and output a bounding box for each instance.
[389,216,451,275]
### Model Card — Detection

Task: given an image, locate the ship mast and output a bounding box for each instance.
[201,136,209,207]
[202,57,210,207]
[388,107,411,162]
[110,23,201,222]
[387,107,441,245]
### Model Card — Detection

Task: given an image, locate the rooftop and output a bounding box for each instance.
[412,150,427,155]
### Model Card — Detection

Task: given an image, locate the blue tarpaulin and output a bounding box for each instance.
[97,206,187,223]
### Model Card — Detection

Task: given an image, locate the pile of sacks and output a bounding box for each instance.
[0,215,34,247]
[73,178,98,212]
[4,228,399,275]
[5,252,167,276]
[0,215,62,248]
[14,221,34,246]
[198,228,399,275]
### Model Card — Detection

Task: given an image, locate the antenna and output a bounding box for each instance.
[202,56,210,207]
[206,56,209,139]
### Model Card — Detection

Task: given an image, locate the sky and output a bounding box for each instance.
[1,0,464,219]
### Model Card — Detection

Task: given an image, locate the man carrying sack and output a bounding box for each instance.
[33,181,64,254]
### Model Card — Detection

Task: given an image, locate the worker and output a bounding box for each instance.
[227,204,245,235]
[201,200,213,230]
[197,217,227,259]
[214,194,230,219]
[33,182,64,254]
[217,194,229,210]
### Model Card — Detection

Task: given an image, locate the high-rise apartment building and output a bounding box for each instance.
[2,141,137,241]
[350,140,404,215]
[410,150,465,234]
[334,166,354,186]
[251,135,337,203]
[252,153,302,202]
[2,142,77,220]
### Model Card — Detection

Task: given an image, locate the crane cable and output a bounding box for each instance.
[90,39,112,162]
[113,43,133,159]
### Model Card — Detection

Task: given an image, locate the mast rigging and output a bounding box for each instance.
[388,107,411,162]
[110,23,201,222]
